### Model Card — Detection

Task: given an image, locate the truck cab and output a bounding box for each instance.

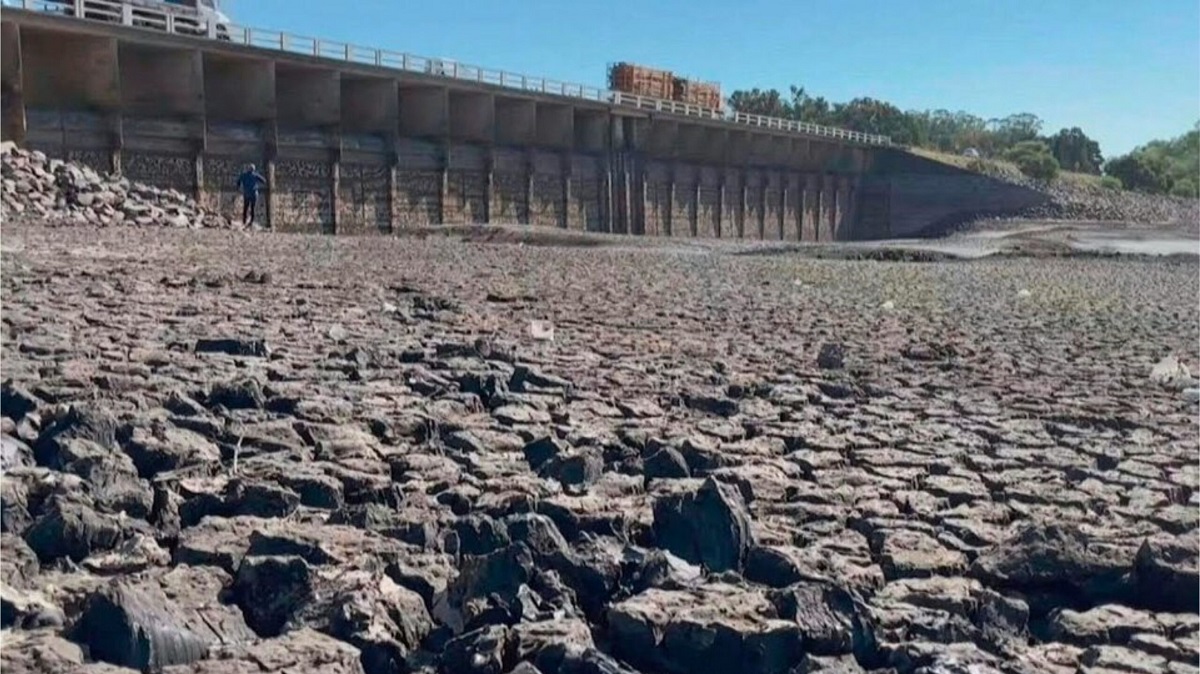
[55,0,233,39]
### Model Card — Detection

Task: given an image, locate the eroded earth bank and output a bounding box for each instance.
[1,222,1198,674]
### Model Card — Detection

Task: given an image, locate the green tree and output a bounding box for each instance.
[787,86,832,125]
[990,113,1044,151]
[829,97,919,145]
[1046,127,1104,174]
[727,88,790,118]
[1104,153,1173,194]
[1004,141,1060,181]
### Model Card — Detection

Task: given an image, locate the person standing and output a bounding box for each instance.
[235,163,267,227]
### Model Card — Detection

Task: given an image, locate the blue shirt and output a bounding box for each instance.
[236,170,266,197]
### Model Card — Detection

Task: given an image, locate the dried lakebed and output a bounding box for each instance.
[1,223,1198,674]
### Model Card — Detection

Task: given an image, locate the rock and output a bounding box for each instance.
[1,147,235,230]
[767,580,875,658]
[652,477,753,572]
[1133,534,1198,612]
[817,342,846,369]
[511,617,595,667]
[434,543,535,634]
[523,436,568,471]
[293,568,434,673]
[2,582,66,629]
[879,529,969,579]
[160,628,366,674]
[683,393,740,417]
[970,522,1137,607]
[1,380,40,421]
[1,434,33,471]
[539,448,604,488]
[205,378,266,410]
[1046,604,1162,647]
[80,533,170,575]
[72,565,256,671]
[1149,356,1192,389]
[510,364,572,393]
[33,404,119,469]
[0,629,87,673]
[494,405,552,426]
[194,338,271,358]
[607,581,803,674]
[441,624,510,674]
[231,555,314,637]
[23,495,130,563]
[1,533,39,587]
[505,513,571,562]
[122,422,222,478]
[1078,644,1169,674]
[870,576,1029,657]
[178,478,300,527]
[643,446,691,480]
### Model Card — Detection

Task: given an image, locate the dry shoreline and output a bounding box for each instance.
[1,221,1197,674]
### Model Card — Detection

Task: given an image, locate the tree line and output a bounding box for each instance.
[727,86,1198,197]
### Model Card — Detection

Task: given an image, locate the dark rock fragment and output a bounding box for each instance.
[652,477,753,572]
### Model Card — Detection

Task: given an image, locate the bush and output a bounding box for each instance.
[1003,141,1060,181]
[1105,153,1173,194]
[1100,175,1123,191]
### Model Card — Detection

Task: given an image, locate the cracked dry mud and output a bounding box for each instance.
[1,222,1197,674]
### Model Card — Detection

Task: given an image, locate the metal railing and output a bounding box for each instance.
[2,0,892,146]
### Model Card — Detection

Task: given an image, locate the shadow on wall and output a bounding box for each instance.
[861,149,1051,239]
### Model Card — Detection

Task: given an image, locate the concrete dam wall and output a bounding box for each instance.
[0,8,1048,239]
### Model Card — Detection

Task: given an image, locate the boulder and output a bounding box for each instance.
[71,566,256,671]
[1133,534,1199,612]
[652,477,753,572]
[607,581,803,674]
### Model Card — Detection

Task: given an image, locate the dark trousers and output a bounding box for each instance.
[242,193,258,225]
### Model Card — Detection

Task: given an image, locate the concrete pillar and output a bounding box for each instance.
[693,182,702,237]
[759,180,768,239]
[1,22,25,144]
[821,174,835,241]
[438,141,450,224]
[665,163,676,237]
[561,152,572,229]
[803,174,819,241]
[387,163,398,234]
[601,157,613,233]
[779,182,788,240]
[740,173,749,238]
[193,153,205,203]
[483,148,494,224]
[264,120,278,230]
[716,181,725,238]
[524,150,534,225]
[846,175,861,240]
[330,157,341,235]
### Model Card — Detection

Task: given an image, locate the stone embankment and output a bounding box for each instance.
[1,144,235,230]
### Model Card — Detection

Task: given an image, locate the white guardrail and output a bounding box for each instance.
[2,0,892,146]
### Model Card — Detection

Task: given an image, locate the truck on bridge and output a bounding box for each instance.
[51,0,231,39]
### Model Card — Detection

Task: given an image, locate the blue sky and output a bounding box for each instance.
[224,0,1199,157]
